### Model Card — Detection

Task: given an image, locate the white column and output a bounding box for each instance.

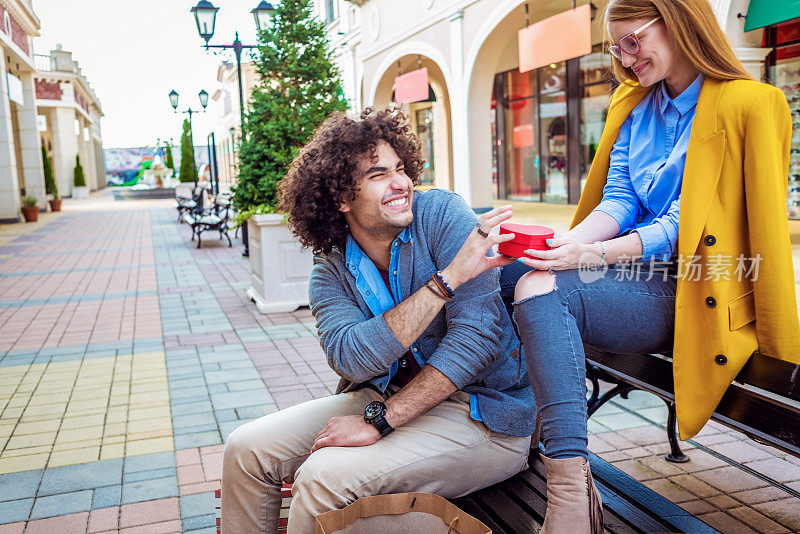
[93,138,105,190]
[17,70,45,207]
[0,53,21,221]
[50,106,79,196]
[449,9,472,205]
[83,123,98,190]
[735,47,771,80]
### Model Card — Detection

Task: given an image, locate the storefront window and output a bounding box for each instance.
[766,18,800,219]
[504,93,540,200]
[491,46,614,204]
[415,107,435,186]
[579,45,613,195]
[490,88,499,199]
[539,62,568,203]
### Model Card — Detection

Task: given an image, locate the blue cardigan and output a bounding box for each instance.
[308,188,537,437]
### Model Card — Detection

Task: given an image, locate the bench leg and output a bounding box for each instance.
[197,229,203,249]
[587,383,635,417]
[664,401,690,463]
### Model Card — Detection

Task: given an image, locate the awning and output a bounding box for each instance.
[744,0,800,32]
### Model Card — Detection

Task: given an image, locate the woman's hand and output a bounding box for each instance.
[519,233,602,271]
[440,206,516,289]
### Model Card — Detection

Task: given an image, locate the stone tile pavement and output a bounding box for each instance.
[0,190,797,532]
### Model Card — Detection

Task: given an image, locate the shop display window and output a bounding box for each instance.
[766,18,800,219]
[540,62,568,204]
[579,45,613,195]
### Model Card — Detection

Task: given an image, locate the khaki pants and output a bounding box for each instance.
[221,387,531,533]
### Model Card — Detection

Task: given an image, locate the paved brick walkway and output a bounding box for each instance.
[0,191,797,533]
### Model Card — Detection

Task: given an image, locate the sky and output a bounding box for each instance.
[34,0,264,148]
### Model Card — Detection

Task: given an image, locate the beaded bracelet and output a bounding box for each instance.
[433,271,455,298]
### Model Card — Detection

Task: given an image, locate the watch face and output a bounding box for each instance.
[365,401,384,420]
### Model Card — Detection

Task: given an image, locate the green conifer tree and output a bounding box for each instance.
[233,0,348,214]
[179,119,197,183]
[42,144,58,198]
[73,154,86,187]
[164,140,175,170]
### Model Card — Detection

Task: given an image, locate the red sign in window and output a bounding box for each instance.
[518,5,592,73]
[394,68,429,104]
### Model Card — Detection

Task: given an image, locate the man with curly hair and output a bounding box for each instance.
[221,108,537,533]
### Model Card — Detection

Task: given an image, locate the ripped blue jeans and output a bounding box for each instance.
[501,262,677,460]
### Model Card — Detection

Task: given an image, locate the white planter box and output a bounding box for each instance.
[72,186,89,198]
[246,213,314,314]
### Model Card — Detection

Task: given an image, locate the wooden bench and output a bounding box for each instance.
[452,339,800,533]
[446,274,800,533]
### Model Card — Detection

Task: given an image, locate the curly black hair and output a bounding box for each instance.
[276,107,425,255]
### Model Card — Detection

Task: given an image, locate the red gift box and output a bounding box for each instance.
[497,223,554,258]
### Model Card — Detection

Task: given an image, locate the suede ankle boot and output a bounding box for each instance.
[539,454,603,534]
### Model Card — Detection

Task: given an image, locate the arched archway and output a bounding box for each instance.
[367,51,454,191]
[463,0,611,207]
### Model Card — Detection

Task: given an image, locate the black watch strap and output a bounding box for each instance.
[365,401,394,437]
[370,415,394,437]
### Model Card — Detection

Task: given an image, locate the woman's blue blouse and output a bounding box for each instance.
[593,74,705,261]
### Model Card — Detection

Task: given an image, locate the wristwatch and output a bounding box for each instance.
[364,401,394,437]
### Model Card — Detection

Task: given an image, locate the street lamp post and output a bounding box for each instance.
[191,0,274,257]
[190,0,274,136]
[169,89,208,186]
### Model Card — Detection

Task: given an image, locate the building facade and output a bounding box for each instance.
[0,0,44,222]
[319,0,799,217]
[35,45,106,197]
[211,60,257,186]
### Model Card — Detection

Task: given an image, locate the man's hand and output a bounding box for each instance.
[311,415,380,453]
[441,206,516,290]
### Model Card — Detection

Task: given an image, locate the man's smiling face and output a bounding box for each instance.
[339,140,414,241]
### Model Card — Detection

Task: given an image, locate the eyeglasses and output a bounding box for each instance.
[608,17,660,60]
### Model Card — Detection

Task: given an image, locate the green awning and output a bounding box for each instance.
[744,0,800,32]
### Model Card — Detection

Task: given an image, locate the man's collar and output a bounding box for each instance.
[397,226,412,244]
[344,225,412,273]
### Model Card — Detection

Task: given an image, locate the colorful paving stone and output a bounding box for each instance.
[1,193,799,533]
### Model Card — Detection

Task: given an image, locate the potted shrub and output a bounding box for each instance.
[21,196,39,222]
[42,145,61,211]
[72,154,89,198]
[235,0,347,313]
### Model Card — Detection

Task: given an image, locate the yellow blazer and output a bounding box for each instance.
[571,77,800,439]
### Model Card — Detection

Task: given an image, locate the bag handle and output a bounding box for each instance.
[314,492,491,534]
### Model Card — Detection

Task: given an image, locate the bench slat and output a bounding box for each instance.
[475,485,540,533]
[452,495,511,534]
[736,353,800,401]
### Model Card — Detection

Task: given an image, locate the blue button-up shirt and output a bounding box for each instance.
[344,228,484,421]
[594,74,705,261]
